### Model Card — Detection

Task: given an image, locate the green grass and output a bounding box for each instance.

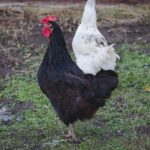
[0,44,150,150]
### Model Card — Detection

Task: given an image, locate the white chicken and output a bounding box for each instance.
[72,0,119,75]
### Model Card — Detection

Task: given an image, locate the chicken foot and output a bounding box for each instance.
[65,124,79,143]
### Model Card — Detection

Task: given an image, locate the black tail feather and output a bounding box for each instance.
[95,70,118,99]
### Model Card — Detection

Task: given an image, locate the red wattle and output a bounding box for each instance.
[42,27,52,38]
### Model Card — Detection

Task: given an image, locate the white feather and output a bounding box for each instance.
[72,0,119,75]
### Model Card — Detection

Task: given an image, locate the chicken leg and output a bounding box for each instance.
[66,124,79,143]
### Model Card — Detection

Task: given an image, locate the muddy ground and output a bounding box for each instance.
[1,26,149,78]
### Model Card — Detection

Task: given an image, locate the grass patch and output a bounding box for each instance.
[0,43,150,149]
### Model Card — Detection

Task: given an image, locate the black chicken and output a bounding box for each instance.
[37,16,118,142]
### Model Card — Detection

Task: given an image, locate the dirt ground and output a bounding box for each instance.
[1,25,149,79]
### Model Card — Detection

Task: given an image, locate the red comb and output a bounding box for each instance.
[41,16,57,24]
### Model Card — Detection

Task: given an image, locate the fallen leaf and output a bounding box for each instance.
[144,86,150,92]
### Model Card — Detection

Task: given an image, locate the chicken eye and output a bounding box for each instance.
[49,25,53,30]
[47,22,53,30]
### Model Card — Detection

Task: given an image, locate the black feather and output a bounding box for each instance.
[37,21,118,126]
